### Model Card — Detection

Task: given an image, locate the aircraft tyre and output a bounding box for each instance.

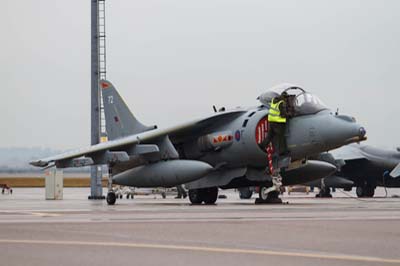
[316,187,332,198]
[356,186,365,197]
[267,191,282,203]
[189,188,218,204]
[106,191,116,205]
[188,189,203,204]
[365,185,375,197]
[343,186,352,192]
[239,187,253,199]
[203,187,218,205]
[256,186,282,204]
[259,186,269,201]
[356,184,375,198]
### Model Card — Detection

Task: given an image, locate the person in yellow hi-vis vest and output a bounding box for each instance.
[261,92,288,155]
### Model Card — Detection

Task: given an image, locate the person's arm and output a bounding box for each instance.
[279,101,287,117]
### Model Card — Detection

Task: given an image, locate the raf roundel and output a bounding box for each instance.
[235,130,241,141]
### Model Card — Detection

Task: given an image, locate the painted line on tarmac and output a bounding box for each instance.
[0,239,399,264]
[1,215,400,224]
[30,212,61,217]
[0,211,61,217]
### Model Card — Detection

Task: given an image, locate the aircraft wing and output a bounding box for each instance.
[30,109,246,168]
[330,144,367,161]
[389,163,400,178]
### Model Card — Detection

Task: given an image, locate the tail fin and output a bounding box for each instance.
[100,80,155,140]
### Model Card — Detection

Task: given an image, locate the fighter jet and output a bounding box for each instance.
[30,81,366,205]
[308,143,400,197]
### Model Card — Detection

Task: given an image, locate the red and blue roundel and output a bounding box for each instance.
[235,130,241,141]
[255,116,268,149]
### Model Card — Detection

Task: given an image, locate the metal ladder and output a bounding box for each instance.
[98,0,107,137]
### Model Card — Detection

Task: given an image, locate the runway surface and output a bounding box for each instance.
[1,187,400,266]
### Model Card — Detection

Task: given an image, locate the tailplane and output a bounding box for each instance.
[100,80,155,140]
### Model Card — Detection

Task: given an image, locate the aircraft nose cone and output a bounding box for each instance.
[286,112,367,159]
[359,127,367,138]
[320,114,367,150]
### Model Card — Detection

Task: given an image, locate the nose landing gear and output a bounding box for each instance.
[255,144,284,204]
[255,184,283,204]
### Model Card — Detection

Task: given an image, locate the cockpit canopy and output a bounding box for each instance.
[257,83,328,116]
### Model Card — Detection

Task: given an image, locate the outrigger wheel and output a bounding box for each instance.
[106,164,116,205]
[106,191,116,205]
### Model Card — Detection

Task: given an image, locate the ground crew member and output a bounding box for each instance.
[258,92,288,197]
[261,92,288,154]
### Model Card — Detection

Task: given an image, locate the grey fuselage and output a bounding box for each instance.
[179,107,363,167]
[171,106,365,189]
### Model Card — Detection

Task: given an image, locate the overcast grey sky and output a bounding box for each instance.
[1,0,399,150]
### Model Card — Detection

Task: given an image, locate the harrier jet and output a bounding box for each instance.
[308,143,400,197]
[30,81,366,205]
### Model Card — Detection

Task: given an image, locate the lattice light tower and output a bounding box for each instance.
[89,0,107,199]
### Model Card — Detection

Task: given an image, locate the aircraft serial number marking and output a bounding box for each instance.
[108,95,113,104]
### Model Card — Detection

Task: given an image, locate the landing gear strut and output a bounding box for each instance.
[188,187,218,205]
[315,178,332,198]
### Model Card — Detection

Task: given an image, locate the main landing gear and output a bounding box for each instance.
[316,187,332,198]
[188,187,218,205]
[356,182,375,198]
[315,178,332,198]
[238,187,254,199]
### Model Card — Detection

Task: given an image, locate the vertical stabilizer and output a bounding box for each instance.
[100,80,155,140]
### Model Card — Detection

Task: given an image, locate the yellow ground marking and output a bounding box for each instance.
[30,212,61,217]
[0,239,399,264]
